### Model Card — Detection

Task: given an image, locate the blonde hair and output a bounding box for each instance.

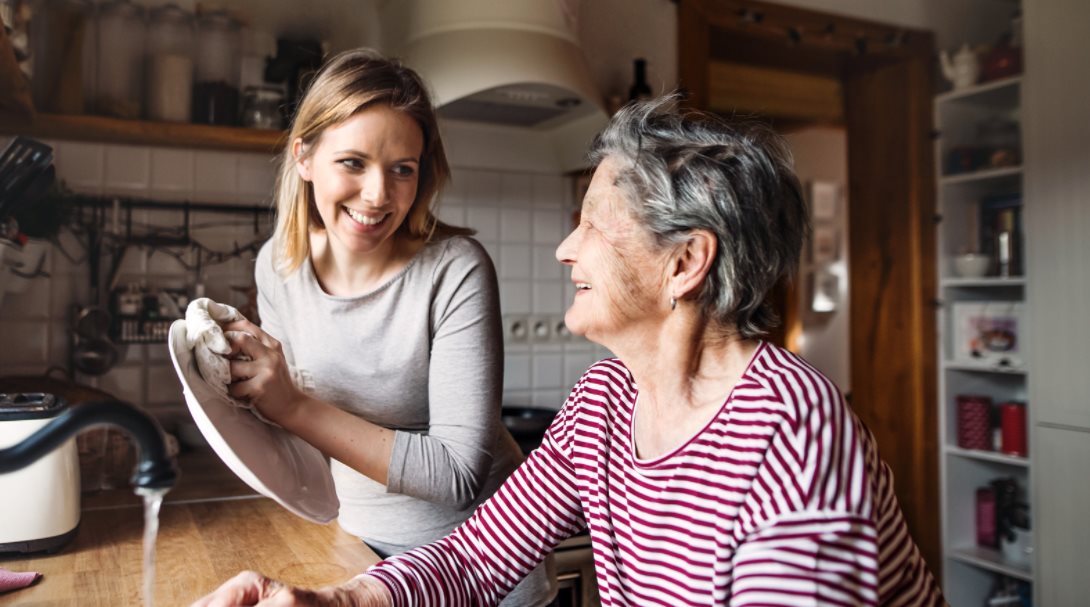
[271,48,470,274]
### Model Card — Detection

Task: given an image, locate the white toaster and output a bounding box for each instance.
[0,393,81,554]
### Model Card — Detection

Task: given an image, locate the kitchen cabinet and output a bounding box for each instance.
[0,112,285,153]
[934,74,1031,605]
[1022,0,1090,601]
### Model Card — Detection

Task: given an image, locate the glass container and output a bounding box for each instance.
[145,3,193,122]
[28,0,95,114]
[95,0,145,119]
[192,9,240,126]
[240,85,283,130]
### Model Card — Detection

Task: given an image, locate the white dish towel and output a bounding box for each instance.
[184,298,313,426]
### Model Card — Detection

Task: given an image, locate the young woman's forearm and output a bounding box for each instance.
[282,395,396,486]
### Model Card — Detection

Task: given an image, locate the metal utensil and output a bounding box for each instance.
[0,136,54,221]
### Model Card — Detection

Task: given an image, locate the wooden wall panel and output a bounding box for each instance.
[844,55,940,572]
[707,61,843,123]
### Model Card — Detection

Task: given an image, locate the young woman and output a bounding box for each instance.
[218,49,554,605]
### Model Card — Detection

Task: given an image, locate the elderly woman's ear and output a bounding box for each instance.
[668,229,717,306]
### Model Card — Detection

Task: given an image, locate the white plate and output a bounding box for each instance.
[167,320,339,523]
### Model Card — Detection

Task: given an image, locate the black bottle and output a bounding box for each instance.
[628,58,652,102]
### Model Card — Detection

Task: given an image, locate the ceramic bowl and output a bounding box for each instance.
[954,253,991,278]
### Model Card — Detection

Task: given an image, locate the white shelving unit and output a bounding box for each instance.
[935,74,1032,606]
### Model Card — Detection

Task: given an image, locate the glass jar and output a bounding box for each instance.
[145,3,193,122]
[192,10,240,126]
[95,0,145,119]
[240,85,284,130]
[28,0,95,114]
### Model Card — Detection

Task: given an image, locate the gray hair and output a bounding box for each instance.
[589,96,809,338]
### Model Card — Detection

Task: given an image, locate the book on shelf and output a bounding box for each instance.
[979,193,1023,277]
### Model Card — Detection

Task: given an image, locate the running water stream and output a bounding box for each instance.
[136,488,169,607]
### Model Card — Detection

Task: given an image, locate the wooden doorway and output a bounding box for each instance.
[678,0,940,575]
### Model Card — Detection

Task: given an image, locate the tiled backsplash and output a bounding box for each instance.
[0,136,608,423]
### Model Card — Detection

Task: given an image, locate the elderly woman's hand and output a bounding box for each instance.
[189,571,392,607]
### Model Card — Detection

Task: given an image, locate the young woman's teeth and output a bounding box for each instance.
[345,207,387,225]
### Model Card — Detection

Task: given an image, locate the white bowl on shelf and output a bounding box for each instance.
[953,253,991,278]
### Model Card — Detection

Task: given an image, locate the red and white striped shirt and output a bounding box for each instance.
[366,343,945,605]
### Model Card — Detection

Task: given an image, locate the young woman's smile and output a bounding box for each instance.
[296,104,424,259]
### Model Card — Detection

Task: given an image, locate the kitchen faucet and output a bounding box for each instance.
[0,399,178,490]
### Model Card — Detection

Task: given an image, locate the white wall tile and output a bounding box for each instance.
[563,278,577,306]
[55,141,103,191]
[463,169,501,206]
[503,353,532,391]
[532,353,564,389]
[532,175,566,208]
[147,248,190,276]
[148,339,171,363]
[98,364,145,406]
[482,243,500,266]
[190,211,250,251]
[533,281,565,315]
[146,363,184,405]
[531,390,565,409]
[237,153,278,204]
[150,148,194,196]
[103,145,151,193]
[564,351,599,388]
[4,274,52,321]
[47,322,70,370]
[436,203,465,227]
[502,390,532,406]
[499,245,531,280]
[499,280,532,315]
[500,173,532,206]
[49,271,79,320]
[466,206,499,242]
[499,208,531,242]
[115,247,147,277]
[533,209,565,245]
[120,344,147,366]
[193,151,239,202]
[442,170,466,205]
[0,319,50,368]
[533,245,562,280]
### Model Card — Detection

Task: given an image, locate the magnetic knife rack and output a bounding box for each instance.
[69,194,274,248]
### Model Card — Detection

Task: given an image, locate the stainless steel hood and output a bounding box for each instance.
[380,0,608,172]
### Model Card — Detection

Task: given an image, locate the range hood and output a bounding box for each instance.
[379,0,608,172]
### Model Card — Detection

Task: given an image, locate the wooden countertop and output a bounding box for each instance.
[0,497,380,606]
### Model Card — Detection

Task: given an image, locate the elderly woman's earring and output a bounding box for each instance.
[670,297,677,310]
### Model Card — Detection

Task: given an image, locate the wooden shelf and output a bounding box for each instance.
[942,360,1028,375]
[945,446,1030,467]
[948,546,1034,582]
[935,75,1022,104]
[941,277,1026,288]
[940,166,1023,185]
[0,112,287,154]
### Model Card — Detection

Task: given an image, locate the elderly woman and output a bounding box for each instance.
[194,97,944,606]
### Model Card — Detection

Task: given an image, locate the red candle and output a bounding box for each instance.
[1000,401,1028,457]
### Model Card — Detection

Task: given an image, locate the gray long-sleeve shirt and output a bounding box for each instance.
[255,235,523,550]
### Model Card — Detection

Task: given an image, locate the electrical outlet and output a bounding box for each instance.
[504,314,529,343]
[528,315,553,343]
[551,315,573,341]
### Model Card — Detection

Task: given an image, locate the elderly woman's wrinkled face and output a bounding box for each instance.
[556,156,670,343]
